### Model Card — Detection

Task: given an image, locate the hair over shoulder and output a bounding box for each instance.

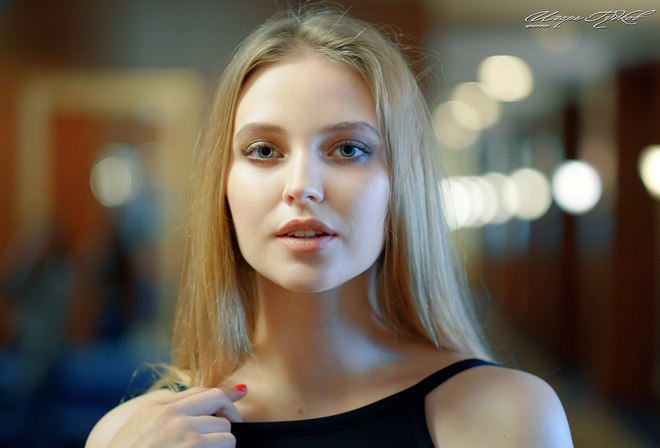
[156,3,491,390]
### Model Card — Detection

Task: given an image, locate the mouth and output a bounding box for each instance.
[277,219,337,238]
[284,229,330,238]
[276,219,337,253]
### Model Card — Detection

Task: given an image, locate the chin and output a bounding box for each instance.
[258,268,354,294]
[254,263,376,295]
[274,277,342,294]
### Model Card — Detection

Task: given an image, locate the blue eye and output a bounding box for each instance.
[331,140,370,161]
[256,145,275,158]
[338,145,361,157]
[242,142,282,161]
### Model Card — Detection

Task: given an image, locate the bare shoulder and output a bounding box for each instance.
[85,388,175,448]
[425,364,573,448]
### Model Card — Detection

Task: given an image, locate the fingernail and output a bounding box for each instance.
[234,384,247,392]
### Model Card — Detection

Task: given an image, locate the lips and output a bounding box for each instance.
[285,229,329,238]
[276,219,337,253]
[277,219,336,238]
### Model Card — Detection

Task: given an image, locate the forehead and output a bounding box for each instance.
[233,53,378,134]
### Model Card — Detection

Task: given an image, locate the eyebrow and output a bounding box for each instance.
[233,123,286,141]
[233,121,381,141]
[318,121,381,138]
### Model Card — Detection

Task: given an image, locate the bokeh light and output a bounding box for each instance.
[448,100,482,131]
[551,160,602,214]
[478,55,534,102]
[451,82,501,130]
[454,177,484,227]
[510,168,553,220]
[441,178,471,230]
[442,170,553,230]
[469,176,499,226]
[90,144,142,208]
[432,101,480,150]
[483,172,521,223]
[639,145,660,199]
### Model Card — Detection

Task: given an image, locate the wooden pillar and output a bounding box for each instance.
[602,63,660,401]
[555,104,580,364]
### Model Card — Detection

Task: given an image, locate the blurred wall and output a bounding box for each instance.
[0,0,659,445]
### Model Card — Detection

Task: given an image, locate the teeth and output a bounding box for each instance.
[286,229,326,238]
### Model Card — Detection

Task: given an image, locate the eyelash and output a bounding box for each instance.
[241,139,372,165]
[329,140,371,164]
[241,142,283,164]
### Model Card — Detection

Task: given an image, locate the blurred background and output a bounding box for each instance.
[0,0,658,446]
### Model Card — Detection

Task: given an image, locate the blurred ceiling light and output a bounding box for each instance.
[91,157,134,207]
[638,145,660,199]
[478,55,534,102]
[552,160,602,214]
[454,177,485,228]
[532,25,580,54]
[449,100,482,131]
[441,178,472,230]
[483,172,521,223]
[90,144,141,208]
[510,168,552,220]
[432,102,480,150]
[451,82,501,130]
[470,176,499,226]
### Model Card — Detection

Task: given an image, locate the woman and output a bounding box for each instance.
[87,5,573,447]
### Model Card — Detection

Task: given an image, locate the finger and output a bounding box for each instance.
[190,415,232,434]
[178,388,245,422]
[156,386,211,404]
[213,386,248,422]
[199,432,237,448]
[223,384,248,403]
[165,385,247,405]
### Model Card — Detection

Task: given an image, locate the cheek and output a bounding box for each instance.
[366,171,390,217]
[345,173,390,243]
[371,179,391,240]
[225,170,240,221]
[226,168,255,237]
[226,166,280,245]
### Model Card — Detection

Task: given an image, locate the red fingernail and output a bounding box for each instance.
[234,384,247,392]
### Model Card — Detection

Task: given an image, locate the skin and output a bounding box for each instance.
[86,53,573,448]
[227,51,390,295]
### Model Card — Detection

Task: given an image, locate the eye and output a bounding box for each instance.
[338,144,361,157]
[242,142,283,161]
[254,145,276,158]
[329,140,370,161]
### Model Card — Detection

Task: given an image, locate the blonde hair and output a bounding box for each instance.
[163,4,490,389]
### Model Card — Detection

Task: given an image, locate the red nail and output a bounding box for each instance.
[234,384,247,392]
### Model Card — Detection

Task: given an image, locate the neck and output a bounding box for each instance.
[230,267,453,422]
[250,266,403,384]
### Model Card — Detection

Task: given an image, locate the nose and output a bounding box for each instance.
[282,150,324,205]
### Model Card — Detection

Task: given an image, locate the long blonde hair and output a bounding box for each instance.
[165,4,490,389]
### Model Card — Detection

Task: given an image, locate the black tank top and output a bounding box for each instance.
[230,358,496,447]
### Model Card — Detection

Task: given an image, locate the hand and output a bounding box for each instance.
[106,385,248,448]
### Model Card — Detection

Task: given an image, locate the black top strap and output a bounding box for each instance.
[230,358,497,437]
[230,358,498,447]
[406,358,497,398]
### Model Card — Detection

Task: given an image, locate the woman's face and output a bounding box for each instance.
[226,53,390,293]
